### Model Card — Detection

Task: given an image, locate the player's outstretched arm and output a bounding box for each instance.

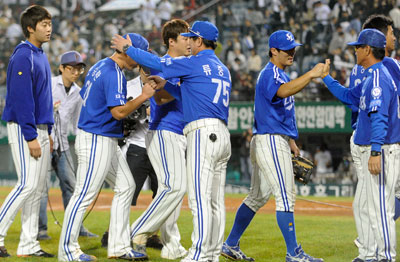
[276,62,325,98]
[111,34,162,71]
[110,82,156,120]
[148,75,182,101]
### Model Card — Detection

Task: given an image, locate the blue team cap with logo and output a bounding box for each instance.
[269,30,302,50]
[181,21,219,42]
[347,28,386,48]
[60,51,85,66]
[124,33,149,51]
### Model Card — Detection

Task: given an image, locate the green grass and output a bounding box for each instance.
[0,190,399,261]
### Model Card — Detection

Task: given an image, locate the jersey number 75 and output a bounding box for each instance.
[211,78,230,107]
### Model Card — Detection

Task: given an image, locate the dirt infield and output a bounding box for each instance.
[47,189,353,217]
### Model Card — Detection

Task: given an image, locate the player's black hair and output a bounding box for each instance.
[20,5,52,38]
[162,19,190,49]
[371,47,385,60]
[192,36,217,50]
[362,14,393,36]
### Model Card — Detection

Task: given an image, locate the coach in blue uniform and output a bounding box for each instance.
[322,29,400,262]
[0,5,54,258]
[221,30,325,262]
[58,34,153,262]
[112,21,232,262]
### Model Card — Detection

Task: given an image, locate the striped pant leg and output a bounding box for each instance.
[186,124,231,261]
[130,130,187,244]
[105,146,135,257]
[0,123,47,253]
[18,125,50,255]
[243,136,272,212]
[208,126,231,261]
[351,136,376,259]
[58,131,115,261]
[253,134,295,212]
[364,144,400,261]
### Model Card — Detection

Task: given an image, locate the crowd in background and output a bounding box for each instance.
[1,0,399,183]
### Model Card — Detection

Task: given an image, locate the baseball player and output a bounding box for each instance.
[221,30,325,262]
[130,19,190,260]
[58,33,153,262]
[112,20,232,262]
[0,5,54,258]
[38,51,97,241]
[322,29,400,262]
[338,15,400,262]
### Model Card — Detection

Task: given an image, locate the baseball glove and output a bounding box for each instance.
[292,154,314,185]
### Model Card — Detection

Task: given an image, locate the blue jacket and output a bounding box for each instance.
[2,41,54,141]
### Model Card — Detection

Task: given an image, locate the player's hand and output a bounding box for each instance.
[142,82,156,99]
[148,75,167,90]
[368,155,381,175]
[111,34,132,53]
[309,63,325,78]
[49,135,53,154]
[28,138,42,159]
[289,139,300,157]
[321,59,330,78]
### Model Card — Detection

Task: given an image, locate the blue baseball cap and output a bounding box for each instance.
[124,33,149,51]
[60,51,85,66]
[269,30,302,50]
[181,21,219,42]
[347,29,386,48]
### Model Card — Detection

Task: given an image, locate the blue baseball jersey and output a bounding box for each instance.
[160,49,231,124]
[349,57,400,130]
[2,41,53,141]
[78,57,127,138]
[253,62,298,138]
[353,62,400,145]
[149,55,185,135]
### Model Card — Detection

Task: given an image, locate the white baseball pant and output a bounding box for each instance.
[58,129,135,261]
[130,130,187,259]
[184,118,231,262]
[250,134,296,212]
[351,133,377,260]
[361,143,400,261]
[0,123,50,255]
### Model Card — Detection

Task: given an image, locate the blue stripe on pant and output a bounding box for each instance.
[270,136,289,212]
[0,127,26,223]
[193,130,204,261]
[130,131,172,238]
[63,134,97,261]
[379,150,391,260]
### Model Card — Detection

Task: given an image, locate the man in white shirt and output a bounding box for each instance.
[38,51,97,240]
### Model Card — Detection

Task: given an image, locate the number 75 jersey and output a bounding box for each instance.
[253,62,298,139]
[160,49,231,124]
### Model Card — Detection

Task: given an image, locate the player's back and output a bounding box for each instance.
[163,50,231,125]
[78,57,126,138]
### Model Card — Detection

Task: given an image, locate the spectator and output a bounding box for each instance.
[314,143,333,184]
[239,128,252,182]
[158,0,173,25]
[248,49,262,79]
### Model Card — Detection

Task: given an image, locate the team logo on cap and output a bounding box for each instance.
[286,33,294,42]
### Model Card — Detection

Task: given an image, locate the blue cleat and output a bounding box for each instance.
[286,245,323,262]
[109,249,148,261]
[74,253,97,261]
[221,242,254,261]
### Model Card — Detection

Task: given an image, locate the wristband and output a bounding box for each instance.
[371,150,381,157]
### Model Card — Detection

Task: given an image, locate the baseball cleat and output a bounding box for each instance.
[74,253,97,261]
[221,242,255,261]
[18,249,55,257]
[285,245,323,262]
[101,231,108,247]
[37,230,51,240]
[109,249,148,261]
[0,246,10,257]
[352,258,365,262]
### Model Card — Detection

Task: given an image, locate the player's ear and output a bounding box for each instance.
[59,65,64,73]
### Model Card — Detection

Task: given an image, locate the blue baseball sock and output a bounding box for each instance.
[276,211,298,256]
[225,203,256,247]
[394,197,400,220]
